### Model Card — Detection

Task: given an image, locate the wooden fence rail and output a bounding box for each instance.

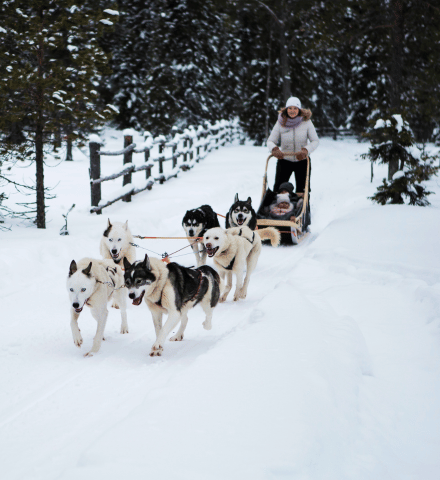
[89,119,243,214]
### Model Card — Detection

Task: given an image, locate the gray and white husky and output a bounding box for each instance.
[124,255,221,357]
[100,219,136,266]
[66,258,128,357]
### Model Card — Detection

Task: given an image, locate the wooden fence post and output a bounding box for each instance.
[145,148,151,179]
[89,142,102,214]
[123,133,133,202]
[172,143,178,168]
[158,141,165,184]
[189,136,194,162]
[183,137,188,163]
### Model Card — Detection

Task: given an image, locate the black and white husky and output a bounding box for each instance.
[124,255,221,357]
[182,205,220,267]
[226,194,257,230]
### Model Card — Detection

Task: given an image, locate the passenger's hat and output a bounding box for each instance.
[279,182,294,194]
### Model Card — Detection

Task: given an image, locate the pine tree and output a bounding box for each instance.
[103,0,239,136]
[0,0,117,228]
[363,113,438,205]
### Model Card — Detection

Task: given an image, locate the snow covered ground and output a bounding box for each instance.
[1,131,440,480]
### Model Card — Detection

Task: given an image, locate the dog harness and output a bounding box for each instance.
[238,229,255,244]
[155,271,204,307]
[224,256,236,270]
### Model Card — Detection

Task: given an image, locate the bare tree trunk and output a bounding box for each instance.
[254,0,290,101]
[265,25,273,140]
[388,0,404,181]
[66,137,73,161]
[280,20,290,102]
[35,15,46,229]
[35,117,46,229]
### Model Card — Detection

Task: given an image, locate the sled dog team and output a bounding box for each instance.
[67,197,280,357]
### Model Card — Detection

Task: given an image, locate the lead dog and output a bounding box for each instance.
[182,205,220,267]
[66,258,128,357]
[124,255,221,357]
[100,219,136,266]
[203,226,280,302]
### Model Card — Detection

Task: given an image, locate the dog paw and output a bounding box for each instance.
[111,302,120,309]
[149,345,163,356]
[219,294,228,303]
[120,326,129,334]
[170,334,184,341]
[84,352,94,358]
[233,293,240,302]
[202,320,212,330]
[239,289,247,299]
[73,335,83,347]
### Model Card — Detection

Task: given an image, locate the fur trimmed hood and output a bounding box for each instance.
[278,106,312,122]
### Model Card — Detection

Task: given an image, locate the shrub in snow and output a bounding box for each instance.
[363,113,438,206]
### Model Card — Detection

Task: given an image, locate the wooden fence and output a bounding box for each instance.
[315,127,357,140]
[89,119,243,214]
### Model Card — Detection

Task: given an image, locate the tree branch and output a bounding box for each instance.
[248,0,283,26]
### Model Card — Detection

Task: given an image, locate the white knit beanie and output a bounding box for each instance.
[286,97,301,109]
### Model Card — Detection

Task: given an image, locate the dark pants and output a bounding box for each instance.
[273,158,311,194]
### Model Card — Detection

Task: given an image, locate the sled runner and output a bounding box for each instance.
[256,153,311,245]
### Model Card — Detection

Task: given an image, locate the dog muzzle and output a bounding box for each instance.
[205,244,219,257]
[72,303,84,313]
[129,290,145,306]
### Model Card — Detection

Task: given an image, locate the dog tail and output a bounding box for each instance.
[256,227,281,247]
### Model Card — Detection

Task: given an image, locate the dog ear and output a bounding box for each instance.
[103,219,112,237]
[143,254,151,270]
[246,197,252,205]
[82,262,92,277]
[69,260,77,277]
[123,257,132,270]
[234,193,239,203]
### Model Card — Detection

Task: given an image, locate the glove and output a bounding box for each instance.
[295,148,308,161]
[272,147,284,159]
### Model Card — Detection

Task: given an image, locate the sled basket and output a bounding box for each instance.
[256,153,311,245]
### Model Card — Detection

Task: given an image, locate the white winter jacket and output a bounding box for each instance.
[267,111,319,161]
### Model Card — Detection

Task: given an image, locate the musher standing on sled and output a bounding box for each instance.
[267,96,319,198]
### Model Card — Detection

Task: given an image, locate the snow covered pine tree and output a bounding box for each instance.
[0,1,119,228]
[363,113,438,206]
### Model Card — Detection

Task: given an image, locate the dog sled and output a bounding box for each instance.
[256,153,311,245]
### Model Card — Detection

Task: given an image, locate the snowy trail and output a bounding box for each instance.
[1,137,440,479]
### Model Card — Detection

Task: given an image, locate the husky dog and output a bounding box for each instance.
[226,194,257,230]
[203,226,280,302]
[182,205,220,267]
[100,219,136,266]
[66,258,128,357]
[124,255,221,357]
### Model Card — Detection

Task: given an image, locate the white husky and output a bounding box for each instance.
[100,219,136,266]
[203,226,280,302]
[66,258,128,357]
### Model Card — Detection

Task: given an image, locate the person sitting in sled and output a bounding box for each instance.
[267,96,319,198]
[264,182,303,221]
